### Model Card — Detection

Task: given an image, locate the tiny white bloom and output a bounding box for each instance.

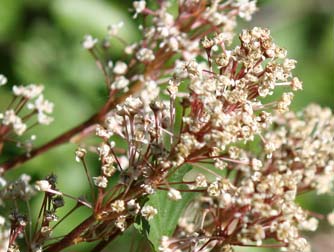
[0,215,5,225]
[133,1,146,18]
[83,35,98,49]
[93,176,108,188]
[0,74,7,86]
[327,211,334,226]
[111,200,125,213]
[111,76,130,90]
[141,205,157,220]
[113,61,128,75]
[13,84,44,99]
[115,215,127,231]
[118,156,129,170]
[167,188,182,201]
[35,180,51,191]
[107,22,124,36]
[75,147,87,162]
[136,48,155,62]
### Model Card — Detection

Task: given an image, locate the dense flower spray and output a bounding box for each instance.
[0,1,333,252]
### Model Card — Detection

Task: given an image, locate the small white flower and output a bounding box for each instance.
[136,48,155,62]
[291,77,303,91]
[327,211,334,226]
[93,176,108,188]
[102,164,116,177]
[107,22,124,36]
[0,74,7,86]
[0,176,7,187]
[13,121,27,135]
[251,158,263,171]
[111,76,130,90]
[12,84,44,99]
[37,112,54,125]
[83,35,98,49]
[167,188,182,201]
[35,180,51,191]
[97,143,111,158]
[113,61,128,75]
[0,215,5,225]
[118,156,129,170]
[115,215,127,231]
[96,125,113,139]
[299,217,318,231]
[110,200,125,213]
[124,43,137,55]
[141,184,155,194]
[133,1,146,18]
[236,0,257,21]
[141,205,157,220]
[159,236,172,252]
[75,147,87,162]
[195,174,207,188]
[127,199,140,214]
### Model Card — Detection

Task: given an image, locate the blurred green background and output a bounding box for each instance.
[0,0,333,251]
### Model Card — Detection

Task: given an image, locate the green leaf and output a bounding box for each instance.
[134,215,151,237]
[0,0,23,41]
[50,0,139,42]
[141,165,196,252]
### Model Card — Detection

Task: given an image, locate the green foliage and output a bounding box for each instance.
[137,165,196,251]
[0,0,22,40]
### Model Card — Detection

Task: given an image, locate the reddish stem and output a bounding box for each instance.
[1,83,143,172]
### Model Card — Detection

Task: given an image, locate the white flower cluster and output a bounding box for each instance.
[14,0,328,251]
[0,83,53,137]
[171,27,300,166]
[161,104,333,252]
[264,104,334,195]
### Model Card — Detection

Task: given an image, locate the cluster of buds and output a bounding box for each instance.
[170,26,301,170]
[0,79,53,156]
[78,25,307,251]
[0,1,333,252]
[159,104,334,252]
[81,0,259,111]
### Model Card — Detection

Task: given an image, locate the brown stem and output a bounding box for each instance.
[1,82,143,172]
[46,215,96,252]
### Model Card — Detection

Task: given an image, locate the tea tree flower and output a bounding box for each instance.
[107,22,124,36]
[127,199,140,215]
[133,0,146,18]
[141,205,158,220]
[111,200,125,213]
[168,188,182,201]
[111,76,130,90]
[35,180,51,191]
[93,176,108,188]
[327,211,334,226]
[195,174,208,188]
[12,84,44,99]
[83,35,98,49]
[75,147,87,162]
[235,0,257,21]
[0,74,7,86]
[0,81,54,144]
[136,48,155,62]
[113,61,128,75]
[101,164,116,177]
[115,215,127,231]
[1,1,332,252]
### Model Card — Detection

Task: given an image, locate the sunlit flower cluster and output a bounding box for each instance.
[0,1,333,252]
[0,80,53,147]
